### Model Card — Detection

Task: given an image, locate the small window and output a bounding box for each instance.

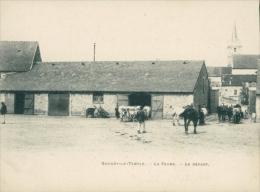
[234,90,237,95]
[93,93,104,103]
[225,89,227,91]
[234,48,236,52]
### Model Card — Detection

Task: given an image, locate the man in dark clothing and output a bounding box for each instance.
[1,102,7,124]
[115,106,120,119]
[136,106,147,133]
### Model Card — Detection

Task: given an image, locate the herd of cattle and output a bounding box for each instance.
[216,104,250,124]
[118,106,151,122]
[117,104,252,124]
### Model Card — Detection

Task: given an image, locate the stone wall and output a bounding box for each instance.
[0,93,5,102]
[34,94,48,115]
[163,94,193,119]
[256,95,260,119]
[70,94,93,116]
[70,93,117,117]
[96,94,117,117]
[194,64,210,108]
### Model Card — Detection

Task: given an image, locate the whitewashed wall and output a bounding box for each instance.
[163,94,193,119]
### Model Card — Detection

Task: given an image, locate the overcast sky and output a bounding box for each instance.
[0,1,259,66]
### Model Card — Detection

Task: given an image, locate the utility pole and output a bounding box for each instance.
[94,43,96,61]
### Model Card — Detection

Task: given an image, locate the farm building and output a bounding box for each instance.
[220,74,257,112]
[231,54,259,74]
[0,41,210,119]
[0,61,209,119]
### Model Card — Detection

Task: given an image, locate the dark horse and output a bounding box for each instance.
[179,107,199,134]
[217,105,234,123]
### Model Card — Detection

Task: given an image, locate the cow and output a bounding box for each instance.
[143,106,151,119]
[118,106,146,122]
[171,106,185,126]
[118,106,129,122]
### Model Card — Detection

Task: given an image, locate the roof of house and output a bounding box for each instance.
[0,41,41,72]
[221,74,257,86]
[0,60,205,93]
[206,67,232,77]
[232,54,260,69]
[256,60,260,95]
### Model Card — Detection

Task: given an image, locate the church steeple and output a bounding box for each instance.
[228,21,242,67]
[232,21,238,41]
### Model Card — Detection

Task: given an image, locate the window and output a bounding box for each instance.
[93,93,104,103]
[234,48,236,52]
[234,90,237,95]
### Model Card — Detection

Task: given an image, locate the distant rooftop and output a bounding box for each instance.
[232,54,259,69]
[0,41,42,72]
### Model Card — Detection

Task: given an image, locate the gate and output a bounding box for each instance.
[210,89,219,113]
[48,94,69,116]
[151,95,163,119]
[24,94,34,115]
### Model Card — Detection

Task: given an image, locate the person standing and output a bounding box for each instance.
[1,102,7,124]
[136,106,147,133]
[115,105,120,119]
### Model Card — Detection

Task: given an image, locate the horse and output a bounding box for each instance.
[179,107,200,134]
[217,105,229,122]
[233,107,241,124]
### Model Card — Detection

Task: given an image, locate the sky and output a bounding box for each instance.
[0,1,259,66]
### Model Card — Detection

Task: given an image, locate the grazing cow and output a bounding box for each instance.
[179,107,200,134]
[171,107,185,126]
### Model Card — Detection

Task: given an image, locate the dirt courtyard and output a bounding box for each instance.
[1,114,259,192]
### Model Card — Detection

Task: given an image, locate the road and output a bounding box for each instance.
[1,114,259,192]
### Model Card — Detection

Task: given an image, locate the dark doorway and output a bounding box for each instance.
[48,94,70,116]
[15,93,25,114]
[129,93,151,107]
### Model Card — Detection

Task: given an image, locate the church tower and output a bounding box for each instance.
[227,21,242,67]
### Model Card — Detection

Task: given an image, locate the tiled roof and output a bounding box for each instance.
[206,67,232,77]
[0,41,41,72]
[0,60,204,93]
[232,54,260,69]
[221,74,257,86]
[256,60,260,95]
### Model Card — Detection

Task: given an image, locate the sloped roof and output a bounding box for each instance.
[222,74,257,86]
[0,41,41,72]
[232,54,259,69]
[206,67,232,77]
[0,60,204,93]
[256,60,260,95]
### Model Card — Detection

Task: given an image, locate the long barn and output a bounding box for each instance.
[0,61,209,119]
[0,41,210,119]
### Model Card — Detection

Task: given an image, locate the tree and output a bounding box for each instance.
[240,82,249,105]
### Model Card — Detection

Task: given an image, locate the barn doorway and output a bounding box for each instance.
[129,93,151,107]
[14,93,25,114]
[48,94,70,116]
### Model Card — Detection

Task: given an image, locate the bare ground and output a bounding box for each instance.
[0,114,259,192]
